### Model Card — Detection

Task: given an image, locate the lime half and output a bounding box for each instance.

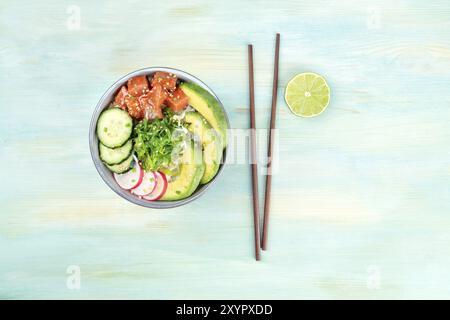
[285,72,330,117]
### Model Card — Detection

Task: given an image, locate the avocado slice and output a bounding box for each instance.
[185,112,223,184]
[160,140,205,201]
[179,82,228,148]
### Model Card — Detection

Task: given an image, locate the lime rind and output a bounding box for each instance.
[285,72,331,118]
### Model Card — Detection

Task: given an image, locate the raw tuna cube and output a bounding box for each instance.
[165,88,189,112]
[151,71,177,91]
[127,75,149,97]
[114,86,129,109]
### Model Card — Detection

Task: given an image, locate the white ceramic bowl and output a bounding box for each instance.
[89,67,229,208]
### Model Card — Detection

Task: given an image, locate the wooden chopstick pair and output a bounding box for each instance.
[248,33,280,260]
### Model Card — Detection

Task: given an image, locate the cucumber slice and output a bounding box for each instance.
[106,153,135,174]
[99,139,133,165]
[96,108,133,148]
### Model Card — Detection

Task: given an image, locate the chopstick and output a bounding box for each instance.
[248,44,261,261]
[261,33,280,250]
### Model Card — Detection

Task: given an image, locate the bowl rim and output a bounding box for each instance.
[89,67,230,209]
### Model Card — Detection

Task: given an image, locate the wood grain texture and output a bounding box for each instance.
[1,0,450,299]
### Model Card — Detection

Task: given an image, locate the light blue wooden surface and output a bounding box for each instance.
[1,0,450,299]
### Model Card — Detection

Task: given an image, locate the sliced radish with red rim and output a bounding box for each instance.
[144,171,168,201]
[113,156,143,190]
[131,171,157,196]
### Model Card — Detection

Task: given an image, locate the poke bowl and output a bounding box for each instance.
[89,67,230,209]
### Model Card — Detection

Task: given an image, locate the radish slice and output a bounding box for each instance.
[113,156,143,190]
[144,172,168,201]
[131,171,157,196]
